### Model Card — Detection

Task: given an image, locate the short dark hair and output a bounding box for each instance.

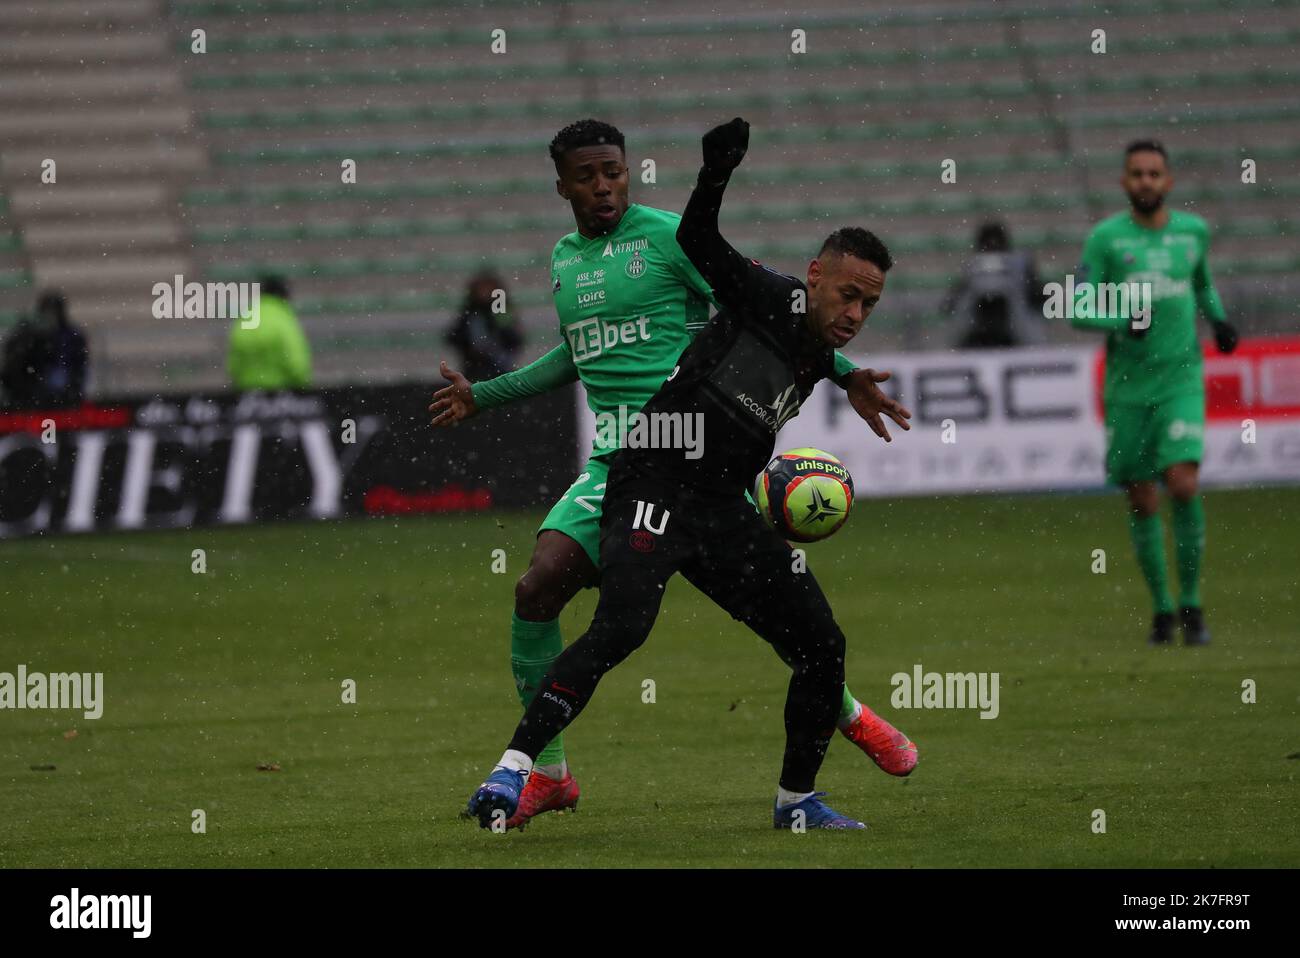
[975,220,1010,252]
[258,274,290,300]
[1125,139,1169,162]
[36,290,68,324]
[549,119,625,169]
[819,227,893,272]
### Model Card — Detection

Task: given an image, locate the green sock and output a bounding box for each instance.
[1171,496,1205,609]
[1128,511,1175,615]
[510,612,566,767]
[838,685,859,724]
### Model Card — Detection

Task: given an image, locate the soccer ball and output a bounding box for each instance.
[753,447,854,543]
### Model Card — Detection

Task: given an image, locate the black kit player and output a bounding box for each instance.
[466,118,902,830]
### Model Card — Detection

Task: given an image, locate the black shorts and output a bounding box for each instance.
[595,472,844,657]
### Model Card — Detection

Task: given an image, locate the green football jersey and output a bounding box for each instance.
[550,203,715,458]
[1073,209,1226,406]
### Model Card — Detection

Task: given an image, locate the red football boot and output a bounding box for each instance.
[505,768,580,829]
[840,704,918,777]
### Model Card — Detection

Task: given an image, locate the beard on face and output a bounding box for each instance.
[1128,190,1164,214]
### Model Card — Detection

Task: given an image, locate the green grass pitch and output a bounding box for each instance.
[1,488,1296,868]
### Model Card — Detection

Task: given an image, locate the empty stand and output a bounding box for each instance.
[0,0,1295,393]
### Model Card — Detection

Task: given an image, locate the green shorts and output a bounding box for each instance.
[538,456,611,567]
[1104,393,1205,485]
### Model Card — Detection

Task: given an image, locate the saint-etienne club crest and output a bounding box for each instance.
[625,251,646,279]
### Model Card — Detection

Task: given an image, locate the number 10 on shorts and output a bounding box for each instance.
[631,500,670,535]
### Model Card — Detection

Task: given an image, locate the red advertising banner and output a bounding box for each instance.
[1092,335,1300,420]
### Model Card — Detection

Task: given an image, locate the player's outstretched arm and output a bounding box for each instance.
[429,344,578,428]
[843,368,912,442]
[680,118,864,388]
[676,117,756,307]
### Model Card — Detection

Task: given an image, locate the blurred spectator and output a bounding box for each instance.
[228,275,312,390]
[446,271,524,380]
[34,291,88,406]
[944,221,1049,349]
[0,316,42,407]
[0,291,88,408]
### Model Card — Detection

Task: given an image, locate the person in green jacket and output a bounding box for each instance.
[228,275,312,390]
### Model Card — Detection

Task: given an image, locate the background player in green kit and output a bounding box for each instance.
[1071,140,1238,646]
[430,120,917,827]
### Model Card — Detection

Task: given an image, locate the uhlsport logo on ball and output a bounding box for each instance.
[754,447,854,542]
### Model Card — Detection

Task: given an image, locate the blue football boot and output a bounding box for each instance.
[773,792,867,830]
[465,767,526,829]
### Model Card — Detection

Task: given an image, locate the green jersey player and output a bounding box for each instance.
[1071,139,1238,646]
[430,120,916,827]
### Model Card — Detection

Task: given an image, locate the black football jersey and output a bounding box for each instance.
[614,253,837,494]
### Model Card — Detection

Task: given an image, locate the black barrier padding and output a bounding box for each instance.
[0,384,577,537]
